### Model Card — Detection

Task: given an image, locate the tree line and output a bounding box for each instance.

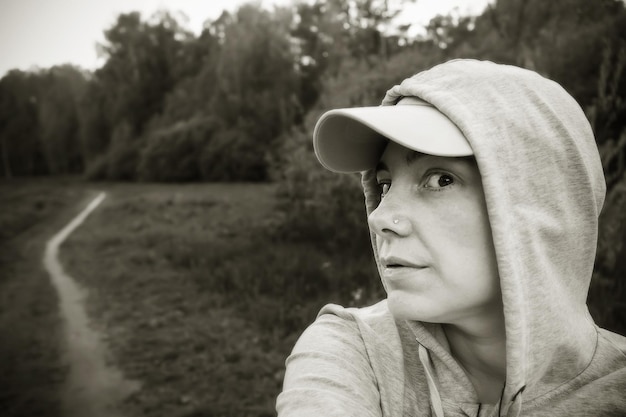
[1,0,625,183]
[0,0,411,180]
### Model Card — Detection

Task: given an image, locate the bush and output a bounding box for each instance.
[83,121,140,181]
[199,125,268,181]
[138,117,219,182]
[271,55,427,255]
[272,127,369,252]
[591,144,626,335]
[83,153,109,181]
[105,138,140,181]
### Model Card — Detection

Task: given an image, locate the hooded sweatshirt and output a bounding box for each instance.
[276,60,626,416]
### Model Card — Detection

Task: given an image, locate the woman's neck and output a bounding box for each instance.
[443,311,507,404]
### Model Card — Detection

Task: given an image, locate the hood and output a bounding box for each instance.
[360,59,606,409]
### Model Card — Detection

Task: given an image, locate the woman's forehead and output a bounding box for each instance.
[376,143,476,172]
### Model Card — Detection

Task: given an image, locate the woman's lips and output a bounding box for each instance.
[380,256,427,280]
[382,265,427,278]
[380,256,425,269]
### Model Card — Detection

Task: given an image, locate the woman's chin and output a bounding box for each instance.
[386,291,437,323]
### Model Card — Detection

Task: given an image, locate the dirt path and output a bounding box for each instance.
[43,192,139,417]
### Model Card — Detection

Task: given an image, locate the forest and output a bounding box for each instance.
[1,0,626,332]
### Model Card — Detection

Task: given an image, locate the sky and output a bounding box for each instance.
[0,0,491,77]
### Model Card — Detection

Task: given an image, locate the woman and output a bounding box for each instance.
[276,60,626,416]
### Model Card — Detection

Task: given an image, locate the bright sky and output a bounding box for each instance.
[0,0,491,77]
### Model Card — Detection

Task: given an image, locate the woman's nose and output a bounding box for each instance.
[367,191,410,237]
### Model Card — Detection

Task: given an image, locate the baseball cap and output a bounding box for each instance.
[313,97,473,173]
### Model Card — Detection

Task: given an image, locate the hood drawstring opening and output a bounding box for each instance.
[419,340,526,417]
[503,386,525,417]
[418,343,445,417]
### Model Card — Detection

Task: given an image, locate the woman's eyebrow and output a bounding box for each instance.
[376,151,427,173]
[406,151,426,166]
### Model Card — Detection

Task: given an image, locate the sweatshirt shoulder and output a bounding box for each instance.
[598,327,626,356]
[318,300,394,326]
[595,327,626,372]
[554,328,626,414]
[277,301,403,417]
[287,300,399,360]
[317,300,403,343]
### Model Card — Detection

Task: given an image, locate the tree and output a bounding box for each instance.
[0,70,45,177]
[96,11,194,136]
[37,65,87,174]
[78,11,198,180]
[77,78,112,165]
[203,4,302,180]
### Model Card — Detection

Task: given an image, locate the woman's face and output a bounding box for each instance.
[368,141,501,325]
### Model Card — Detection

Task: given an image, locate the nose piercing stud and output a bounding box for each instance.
[393,219,399,224]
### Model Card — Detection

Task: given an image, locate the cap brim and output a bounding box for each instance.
[313,100,473,173]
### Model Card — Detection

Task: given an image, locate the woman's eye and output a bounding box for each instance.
[379,182,390,198]
[424,173,454,189]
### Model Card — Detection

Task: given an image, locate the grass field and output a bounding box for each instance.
[56,181,379,417]
[0,178,380,416]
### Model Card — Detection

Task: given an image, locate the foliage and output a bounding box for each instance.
[199,125,266,181]
[271,51,440,288]
[589,41,626,150]
[1,0,423,181]
[106,122,141,180]
[97,12,193,136]
[592,172,626,334]
[37,66,87,174]
[77,78,112,165]
[432,0,626,111]
[2,0,625,183]
[0,66,87,177]
[588,42,626,333]
[0,70,45,177]
[84,121,141,181]
[138,117,219,182]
